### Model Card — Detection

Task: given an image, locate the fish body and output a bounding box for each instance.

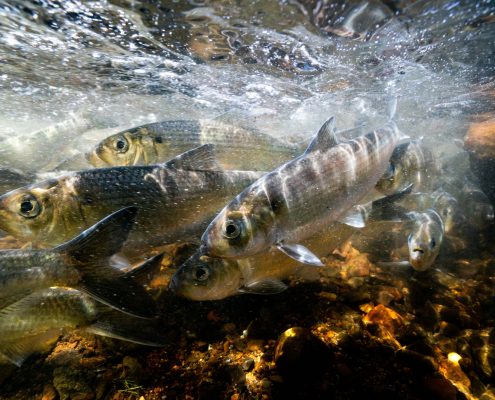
[0,287,166,366]
[171,221,355,301]
[0,146,264,257]
[87,119,301,171]
[172,187,413,300]
[201,116,404,265]
[375,139,437,195]
[406,209,444,271]
[0,207,161,318]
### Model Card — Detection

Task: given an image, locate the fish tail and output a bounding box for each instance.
[54,207,159,319]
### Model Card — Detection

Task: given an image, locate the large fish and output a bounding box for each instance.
[0,287,166,367]
[0,146,264,258]
[0,206,161,318]
[86,119,301,171]
[171,187,413,300]
[201,115,406,265]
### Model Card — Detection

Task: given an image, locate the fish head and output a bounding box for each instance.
[407,210,443,271]
[432,191,459,234]
[0,177,80,246]
[87,131,145,167]
[170,253,242,301]
[201,188,274,259]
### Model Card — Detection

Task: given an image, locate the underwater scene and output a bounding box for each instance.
[0,0,494,398]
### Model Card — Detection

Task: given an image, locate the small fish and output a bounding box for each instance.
[0,206,161,318]
[0,113,98,172]
[395,190,459,234]
[201,115,405,266]
[375,139,437,195]
[458,181,494,230]
[406,209,444,271]
[0,287,166,367]
[0,145,264,260]
[86,119,301,171]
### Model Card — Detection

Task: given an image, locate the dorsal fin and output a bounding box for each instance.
[304,117,339,154]
[164,144,221,170]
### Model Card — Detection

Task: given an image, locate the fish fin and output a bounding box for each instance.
[77,268,158,319]
[0,330,61,367]
[387,95,398,121]
[164,144,221,171]
[338,208,366,228]
[377,261,411,268]
[304,116,339,154]
[276,243,325,266]
[238,278,288,295]
[54,206,138,262]
[368,184,414,221]
[86,311,166,347]
[109,254,132,270]
[123,254,164,286]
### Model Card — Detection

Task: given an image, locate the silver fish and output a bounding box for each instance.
[171,188,412,300]
[0,206,161,318]
[0,146,264,261]
[201,115,405,266]
[406,209,444,271]
[86,119,301,171]
[375,139,437,195]
[0,287,166,367]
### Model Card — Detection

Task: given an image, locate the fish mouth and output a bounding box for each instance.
[413,248,425,254]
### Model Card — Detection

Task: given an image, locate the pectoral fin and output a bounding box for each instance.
[276,243,324,266]
[0,329,61,367]
[338,208,366,228]
[86,311,166,347]
[238,278,288,295]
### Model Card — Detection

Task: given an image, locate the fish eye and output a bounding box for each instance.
[222,219,241,239]
[113,136,129,153]
[195,265,210,282]
[18,195,41,219]
[430,238,436,248]
[155,136,163,144]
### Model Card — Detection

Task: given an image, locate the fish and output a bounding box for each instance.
[406,209,444,271]
[0,145,264,259]
[86,119,301,171]
[200,114,406,266]
[171,187,413,300]
[393,190,459,234]
[375,139,437,195]
[0,113,98,172]
[456,181,494,231]
[0,287,166,367]
[0,206,162,318]
[0,167,35,195]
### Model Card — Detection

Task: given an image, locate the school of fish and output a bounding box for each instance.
[0,109,492,366]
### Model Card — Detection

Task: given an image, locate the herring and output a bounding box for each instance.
[0,206,161,318]
[406,209,444,271]
[171,187,413,300]
[86,119,301,171]
[0,145,264,259]
[375,139,437,195]
[200,115,406,266]
[0,287,166,367]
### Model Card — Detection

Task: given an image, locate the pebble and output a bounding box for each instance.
[242,358,255,372]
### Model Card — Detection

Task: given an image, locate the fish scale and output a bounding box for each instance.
[0,146,264,261]
[202,118,404,264]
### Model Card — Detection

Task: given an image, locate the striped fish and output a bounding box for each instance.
[201,116,406,265]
